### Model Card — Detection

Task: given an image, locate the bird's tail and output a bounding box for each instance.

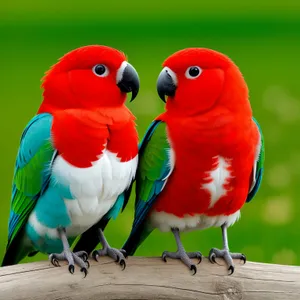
[2,241,29,267]
[122,223,153,256]
[1,230,35,267]
[2,251,21,267]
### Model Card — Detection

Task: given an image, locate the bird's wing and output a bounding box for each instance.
[246,117,265,203]
[2,113,55,266]
[122,120,172,255]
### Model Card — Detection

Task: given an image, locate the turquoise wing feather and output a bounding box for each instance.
[2,113,55,266]
[122,120,171,255]
[246,117,265,203]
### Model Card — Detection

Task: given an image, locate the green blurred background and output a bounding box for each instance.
[1,1,300,266]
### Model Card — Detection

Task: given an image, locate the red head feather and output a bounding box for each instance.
[158,48,251,117]
[39,45,130,113]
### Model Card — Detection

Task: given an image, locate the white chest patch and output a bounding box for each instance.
[202,156,232,208]
[52,150,138,236]
[150,210,241,233]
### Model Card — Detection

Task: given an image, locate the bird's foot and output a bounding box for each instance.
[208,248,246,275]
[92,247,127,270]
[162,250,202,275]
[49,250,89,277]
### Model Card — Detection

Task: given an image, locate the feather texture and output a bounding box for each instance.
[2,113,55,266]
[246,117,265,202]
[8,114,54,246]
[123,117,264,255]
[122,120,171,255]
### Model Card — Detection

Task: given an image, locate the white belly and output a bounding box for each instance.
[149,210,241,232]
[52,150,138,236]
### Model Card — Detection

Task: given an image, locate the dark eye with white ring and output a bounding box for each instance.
[185,66,202,79]
[92,64,109,77]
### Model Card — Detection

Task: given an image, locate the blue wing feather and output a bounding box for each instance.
[246,117,265,203]
[3,113,54,266]
[16,114,53,169]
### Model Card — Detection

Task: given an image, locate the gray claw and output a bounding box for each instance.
[190,264,197,275]
[120,249,128,258]
[94,247,126,269]
[49,250,89,276]
[196,254,202,265]
[120,259,126,270]
[209,251,216,264]
[81,267,88,278]
[81,253,88,262]
[161,250,202,274]
[51,257,60,267]
[162,254,168,262]
[228,265,234,275]
[208,248,245,275]
[69,264,75,274]
[240,254,246,264]
[92,250,99,262]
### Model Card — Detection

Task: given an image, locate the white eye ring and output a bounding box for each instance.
[185,66,202,79]
[92,64,109,77]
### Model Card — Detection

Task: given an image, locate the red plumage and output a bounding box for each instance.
[38,45,138,168]
[50,107,138,168]
[152,48,260,218]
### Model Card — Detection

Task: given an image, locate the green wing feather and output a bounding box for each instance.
[246,117,265,202]
[9,141,54,244]
[2,113,55,266]
[122,120,171,255]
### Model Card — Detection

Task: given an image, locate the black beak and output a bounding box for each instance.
[117,63,140,102]
[156,68,176,103]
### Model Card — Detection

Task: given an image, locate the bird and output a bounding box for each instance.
[2,45,140,276]
[122,47,264,275]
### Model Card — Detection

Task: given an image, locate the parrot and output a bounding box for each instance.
[1,45,140,276]
[122,48,264,275]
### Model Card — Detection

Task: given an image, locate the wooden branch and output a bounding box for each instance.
[0,257,300,300]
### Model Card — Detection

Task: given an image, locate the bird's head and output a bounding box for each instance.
[39,45,139,113]
[157,48,250,116]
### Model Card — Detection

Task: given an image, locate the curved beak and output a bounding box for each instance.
[117,62,140,102]
[156,67,177,103]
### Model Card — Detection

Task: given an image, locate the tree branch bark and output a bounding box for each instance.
[0,257,299,300]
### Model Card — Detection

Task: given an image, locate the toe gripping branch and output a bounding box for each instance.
[92,229,127,270]
[162,228,203,275]
[49,228,90,277]
[208,224,246,275]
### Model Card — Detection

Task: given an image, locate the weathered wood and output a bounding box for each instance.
[0,257,299,300]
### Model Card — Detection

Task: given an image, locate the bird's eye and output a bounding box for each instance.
[92,64,109,77]
[185,66,202,79]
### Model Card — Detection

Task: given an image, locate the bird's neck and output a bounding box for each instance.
[50,107,138,168]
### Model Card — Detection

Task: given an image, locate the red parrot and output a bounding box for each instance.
[2,45,139,275]
[122,48,264,275]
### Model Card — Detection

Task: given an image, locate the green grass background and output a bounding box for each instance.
[0,0,300,266]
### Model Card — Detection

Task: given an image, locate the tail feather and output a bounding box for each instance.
[1,250,20,267]
[122,223,153,256]
[2,240,28,267]
[1,230,34,267]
